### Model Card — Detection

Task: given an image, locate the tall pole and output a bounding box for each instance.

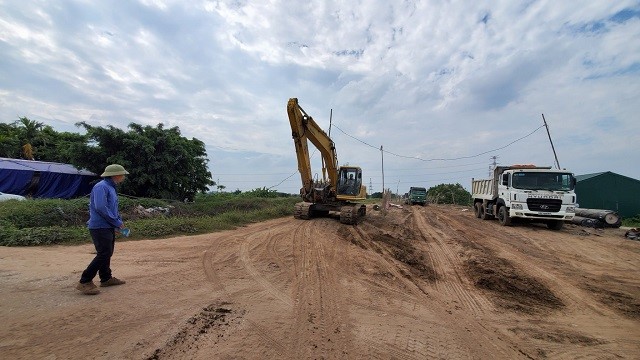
[380,145,385,194]
[542,114,561,169]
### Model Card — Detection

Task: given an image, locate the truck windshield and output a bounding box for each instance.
[410,188,426,195]
[511,172,574,191]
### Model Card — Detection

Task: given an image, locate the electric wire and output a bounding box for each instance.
[216,121,546,191]
[331,123,546,161]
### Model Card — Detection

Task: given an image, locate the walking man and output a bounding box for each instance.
[77,164,129,295]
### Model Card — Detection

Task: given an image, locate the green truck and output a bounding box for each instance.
[405,186,427,206]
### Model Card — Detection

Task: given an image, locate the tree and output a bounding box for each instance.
[0,123,22,158]
[427,183,472,205]
[15,117,44,160]
[72,122,214,200]
[369,192,383,199]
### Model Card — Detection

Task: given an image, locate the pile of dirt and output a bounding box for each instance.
[464,254,564,314]
[146,302,242,360]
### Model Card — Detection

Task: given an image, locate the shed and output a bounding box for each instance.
[0,157,99,199]
[575,171,640,219]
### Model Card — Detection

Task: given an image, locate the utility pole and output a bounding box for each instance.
[489,155,498,177]
[380,145,385,194]
[542,114,561,169]
[369,178,373,194]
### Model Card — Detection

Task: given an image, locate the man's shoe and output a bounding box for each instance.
[100,277,126,287]
[76,281,100,295]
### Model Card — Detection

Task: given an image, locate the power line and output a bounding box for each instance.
[331,123,546,161]
[261,121,546,192]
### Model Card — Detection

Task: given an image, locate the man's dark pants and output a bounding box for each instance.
[80,228,115,283]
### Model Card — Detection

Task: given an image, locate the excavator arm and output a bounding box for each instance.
[287,98,339,197]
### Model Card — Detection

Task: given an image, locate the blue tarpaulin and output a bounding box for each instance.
[0,158,99,199]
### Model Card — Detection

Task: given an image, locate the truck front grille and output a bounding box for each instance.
[527,198,562,212]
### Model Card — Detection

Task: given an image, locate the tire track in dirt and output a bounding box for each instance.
[240,238,294,307]
[345,211,517,359]
[433,208,627,359]
[447,211,628,319]
[411,206,493,315]
[340,224,469,360]
[349,223,432,298]
[424,208,565,315]
[289,218,352,359]
[385,206,566,359]
[199,220,294,358]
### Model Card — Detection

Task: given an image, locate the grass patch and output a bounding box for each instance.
[0,194,298,246]
[622,214,640,228]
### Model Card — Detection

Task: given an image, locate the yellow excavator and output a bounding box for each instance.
[287,98,367,224]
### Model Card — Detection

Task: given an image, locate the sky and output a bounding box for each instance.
[1,0,639,195]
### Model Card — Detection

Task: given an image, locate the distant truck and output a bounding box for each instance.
[471,165,577,230]
[405,186,427,206]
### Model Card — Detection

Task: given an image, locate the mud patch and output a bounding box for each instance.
[509,327,605,345]
[146,301,242,359]
[464,253,564,314]
[343,213,438,283]
[371,232,438,282]
[583,283,640,319]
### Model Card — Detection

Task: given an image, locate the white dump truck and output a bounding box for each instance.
[471,165,577,230]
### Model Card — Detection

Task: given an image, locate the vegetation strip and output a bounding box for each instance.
[0,192,298,246]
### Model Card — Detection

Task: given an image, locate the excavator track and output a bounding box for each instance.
[294,202,313,220]
[339,205,359,225]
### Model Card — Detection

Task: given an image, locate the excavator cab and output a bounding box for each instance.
[337,166,363,197]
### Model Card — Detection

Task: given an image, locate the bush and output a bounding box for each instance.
[0,225,88,246]
[0,195,298,246]
[0,198,89,229]
[622,214,640,227]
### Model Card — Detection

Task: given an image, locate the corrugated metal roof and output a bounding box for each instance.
[0,157,96,176]
[575,172,607,182]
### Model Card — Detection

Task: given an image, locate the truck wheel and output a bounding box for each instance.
[547,220,564,230]
[474,203,482,218]
[498,206,511,226]
[479,205,492,220]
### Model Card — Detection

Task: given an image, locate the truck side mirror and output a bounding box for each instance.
[501,174,509,186]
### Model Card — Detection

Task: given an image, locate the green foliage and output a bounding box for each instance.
[0,123,22,158]
[0,225,88,246]
[622,214,640,227]
[0,198,90,229]
[369,192,383,199]
[0,117,214,201]
[0,196,298,246]
[427,183,472,205]
[71,122,214,200]
[240,187,293,198]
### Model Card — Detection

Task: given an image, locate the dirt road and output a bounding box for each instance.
[1,204,639,359]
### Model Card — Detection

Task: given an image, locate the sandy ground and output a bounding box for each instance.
[1,204,639,359]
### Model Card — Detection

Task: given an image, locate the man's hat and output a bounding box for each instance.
[101,164,129,177]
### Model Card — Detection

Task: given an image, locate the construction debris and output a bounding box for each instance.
[574,208,622,228]
[625,228,640,240]
[570,208,622,229]
[133,205,172,218]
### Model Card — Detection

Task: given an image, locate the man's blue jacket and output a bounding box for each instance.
[87,178,123,229]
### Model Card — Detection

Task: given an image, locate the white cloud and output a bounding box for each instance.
[1,0,639,193]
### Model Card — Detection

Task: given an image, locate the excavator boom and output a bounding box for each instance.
[287,98,339,195]
[287,98,367,224]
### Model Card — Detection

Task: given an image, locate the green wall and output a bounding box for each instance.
[575,172,640,218]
